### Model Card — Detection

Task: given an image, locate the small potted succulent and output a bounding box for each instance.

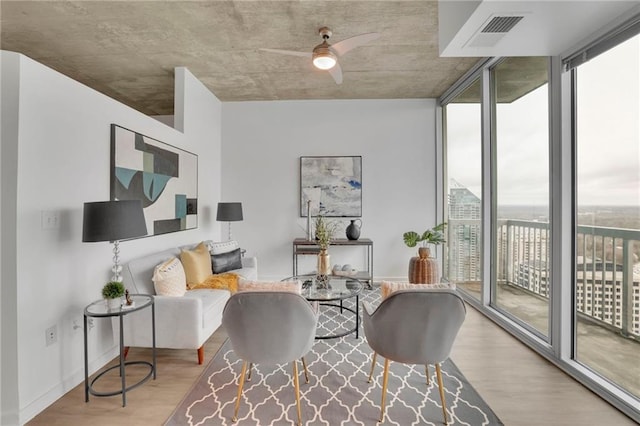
[102,281,125,310]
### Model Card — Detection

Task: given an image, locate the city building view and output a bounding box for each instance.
[447,180,482,284]
[442,32,639,410]
[447,180,640,398]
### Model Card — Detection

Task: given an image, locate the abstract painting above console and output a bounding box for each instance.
[110,124,198,236]
[300,156,362,217]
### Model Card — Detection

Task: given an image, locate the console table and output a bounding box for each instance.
[292,238,373,286]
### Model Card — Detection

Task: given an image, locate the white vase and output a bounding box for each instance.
[106,297,122,310]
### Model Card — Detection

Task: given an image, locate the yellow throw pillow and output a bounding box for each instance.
[237,279,302,294]
[190,272,240,293]
[152,257,187,297]
[180,242,213,289]
[380,280,455,300]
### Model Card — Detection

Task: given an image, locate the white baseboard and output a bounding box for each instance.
[20,346,118,425]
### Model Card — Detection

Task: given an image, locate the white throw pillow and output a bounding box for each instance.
[380,280,455,300]
[207,240,240,255]
[152,257,187,297]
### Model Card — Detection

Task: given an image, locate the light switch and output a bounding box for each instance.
[41,210,60,229]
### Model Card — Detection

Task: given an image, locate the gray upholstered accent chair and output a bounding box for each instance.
[222,291,318,426]
[363,289,466,424]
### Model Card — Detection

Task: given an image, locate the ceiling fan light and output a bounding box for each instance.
[313,55,337,70]
[312,44,337,70]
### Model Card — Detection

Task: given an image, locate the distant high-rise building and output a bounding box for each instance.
[575,258,640,335]
[447,181,639,336]
[447,180,481,282]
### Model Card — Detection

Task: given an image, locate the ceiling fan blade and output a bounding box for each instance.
[330,32,380,56]
[259,48,312,58]
[328,62,343,85]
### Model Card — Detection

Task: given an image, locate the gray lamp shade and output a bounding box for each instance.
[216,202,243,222]
[82,200,148,242]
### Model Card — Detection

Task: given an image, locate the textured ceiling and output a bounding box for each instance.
[0,1,481,115]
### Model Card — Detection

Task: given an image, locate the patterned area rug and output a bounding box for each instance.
[166,289,503,425]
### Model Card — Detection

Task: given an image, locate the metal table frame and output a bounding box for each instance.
[283,274,363,339]
[293,238,373,288]
[84,294,156,407]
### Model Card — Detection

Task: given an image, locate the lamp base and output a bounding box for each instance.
[111,240,123,282]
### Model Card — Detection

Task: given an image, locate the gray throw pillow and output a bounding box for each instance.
[211,248,242,273]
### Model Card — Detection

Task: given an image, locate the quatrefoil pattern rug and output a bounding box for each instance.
[166,289,503,425]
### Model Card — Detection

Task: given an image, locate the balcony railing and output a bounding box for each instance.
[497,219,640,339]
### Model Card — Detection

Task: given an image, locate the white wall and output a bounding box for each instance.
[1,52,437,424]
[0,51,222,424]
[1,51,22,425]
[175,67,223,231]
[221,99,438,281]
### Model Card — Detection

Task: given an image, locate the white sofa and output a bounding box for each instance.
[120,240,257,364]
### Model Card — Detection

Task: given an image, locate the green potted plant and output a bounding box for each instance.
[102,281,125,310]
[402,222,447,249]
[315,215,338,276]
[315,215,338,250]
[402,222,447,283]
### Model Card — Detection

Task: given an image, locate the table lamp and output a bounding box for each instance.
[216,202,243,241]
[82,200,148,282]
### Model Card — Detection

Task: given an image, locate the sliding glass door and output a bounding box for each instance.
[443,78,483,300]
[492,57,551,339]
[574,32,640,399]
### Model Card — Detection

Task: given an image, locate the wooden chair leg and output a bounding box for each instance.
[247,363,253,381]
[197,346,204,365]
[301,357,310,384]
[425,364,430,385]
[292,360,302,426]
[379,358,390,423]
[232,361,248,423]
[368,352,378,383]
[435,363,448,425]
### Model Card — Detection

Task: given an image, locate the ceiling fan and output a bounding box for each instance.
[259,27,380,85]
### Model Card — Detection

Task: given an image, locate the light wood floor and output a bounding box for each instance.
[27,302,636,426]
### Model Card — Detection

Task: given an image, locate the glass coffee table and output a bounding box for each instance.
[283,274,364,339]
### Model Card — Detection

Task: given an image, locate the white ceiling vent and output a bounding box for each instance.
[465,14,525,48]
[482,16,524,33]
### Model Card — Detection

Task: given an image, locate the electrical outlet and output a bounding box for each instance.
[74,318,94,331]
[45,325,57,346]
[41,210,60,230]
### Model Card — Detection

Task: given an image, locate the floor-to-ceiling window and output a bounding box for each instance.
[573,31,640,400]
[439,16,640,421]
[443,78,482,300]
[491,57,551,339]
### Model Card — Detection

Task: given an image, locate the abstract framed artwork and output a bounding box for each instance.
[300,156,362,217]
[110,124,198,236]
